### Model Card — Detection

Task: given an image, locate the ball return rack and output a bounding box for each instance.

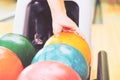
[14,0,109,80]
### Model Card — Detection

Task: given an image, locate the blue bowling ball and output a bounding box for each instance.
[32,43,89,80]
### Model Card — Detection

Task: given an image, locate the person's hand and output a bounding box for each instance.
[47,0,85,39]
[52,13,85,38]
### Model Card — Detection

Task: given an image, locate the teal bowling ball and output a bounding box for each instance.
[32,43,89,80]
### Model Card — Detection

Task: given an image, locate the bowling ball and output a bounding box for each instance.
[44,32,91,66]
[0,46,23,80]
[32,43,89,80]
[0,33,36,67]
[18,61,81,80]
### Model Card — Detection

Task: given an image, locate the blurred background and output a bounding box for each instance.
[0,0,16,35]
[0,0,120,80]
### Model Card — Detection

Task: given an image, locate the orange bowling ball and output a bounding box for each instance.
[44,32,91,66]
[0,46,23,80]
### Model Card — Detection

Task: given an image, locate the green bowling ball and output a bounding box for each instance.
[0,33,36,67]
[32,43,89,80]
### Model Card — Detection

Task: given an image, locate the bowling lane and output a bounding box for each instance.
[90,2,120,80]
[0,22,13,36]
[0,0,16,36]
[0,0,16,22]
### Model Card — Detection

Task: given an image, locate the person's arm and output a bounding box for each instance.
[47,0,83,37]
[47,0,66,16]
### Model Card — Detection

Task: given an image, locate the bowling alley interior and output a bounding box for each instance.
[0,0,120,80]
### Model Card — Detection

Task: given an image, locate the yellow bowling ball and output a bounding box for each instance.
[44,32,91,66]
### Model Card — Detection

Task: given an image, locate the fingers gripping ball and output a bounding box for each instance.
[0,46,23,80]
[32,44,89,80]
[18,61,81,80]
[0,33,36,67]
[44,32,91,66]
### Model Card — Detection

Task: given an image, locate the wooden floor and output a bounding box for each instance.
[0,1,120,80]
[90,3,120,80]
[0,0,15,36]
